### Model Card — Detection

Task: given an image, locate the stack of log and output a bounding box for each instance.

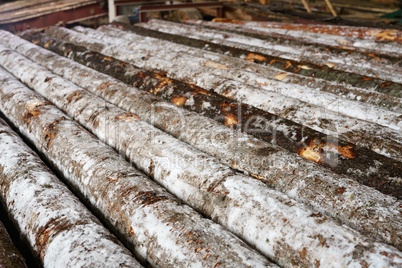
[0,18,401,267]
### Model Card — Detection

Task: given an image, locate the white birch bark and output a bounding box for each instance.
[0,67,273,267]
[187,20,402,56]
[0,44,401,267]
[0,118,141,268]
[42,26,402,161]
[100,24,402,113]
[140,19,402,84]
[2,31,402,252]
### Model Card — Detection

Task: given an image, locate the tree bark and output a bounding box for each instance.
[9,30,402,251]
[140,19,402,90]
[106,23,402,112]
[0,38,402,267]
[0,217,27,268]
[0,118,141,267]
[194,19,402,56]
[73,25,402,131]
[0,67,273,267]
[28,28,402,200]
[214,20,402,44]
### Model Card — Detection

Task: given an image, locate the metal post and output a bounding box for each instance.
[108,0,116,22]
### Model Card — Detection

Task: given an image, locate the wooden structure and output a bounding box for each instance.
[0,0,107,32]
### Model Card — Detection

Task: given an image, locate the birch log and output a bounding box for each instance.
[141,19,402,84]
[0,218,27,268]
[0,118,141,268]
[121,23,402,109]
[0,68,272,267]
[215,20,402,44]
[23,29,402,199]
[72,25,402,131]
[8,31,402,250]
[0,44,402,267]
[190,20,402,56]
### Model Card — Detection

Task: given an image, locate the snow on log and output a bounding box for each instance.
[0,118,141,267]
[143,19,402,84]
[0,68,273,267]
[113,23,402,112]
[25,28,402,199]
[0,43,401,268]
[72,25,402,131]
[0,217,27,268]
[8,31,402,250]
[189,20,402,56]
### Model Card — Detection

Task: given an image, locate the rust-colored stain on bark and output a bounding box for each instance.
[245,53,266,63]
[151,73,173,95]
[115,112,141,122]
[98,81,112,91]
[134,191,168,206]
[66,91,82,103]
[103,56,114,62]
[43,117,64,148]
[375,30,397,41]
[285,61,292,69]
[335,187,346,195]
[44,40,54,48]
[171,96,188,107]
[299,247,307,261]
[224,114,238,127]
[298,139,355,163]
[22,100,48,124]
[367,53,380,61]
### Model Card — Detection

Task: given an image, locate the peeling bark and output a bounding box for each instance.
[0,218,27,268]
[22,29,402,200]
[121,23,402,109]
[0,68,273,267]
[139,19,402,92]
[0,118,141,267]
[0,39,401,267]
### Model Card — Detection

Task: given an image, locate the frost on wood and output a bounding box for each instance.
[0,43,401,267]
[0,118,140,268]
[20,29,402,200]
[0,69,271,267]
[5,30,402,251]
[0,217,27,268]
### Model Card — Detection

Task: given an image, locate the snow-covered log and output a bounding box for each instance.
[7,31,402,251]
[113,23,402,111]
[71,25,402,131]
[0,68,273,267]
[0,44,402,267]
[0,118,141,267]
[21,29,402,200]
[141,19,402,84]
[0,218,27,268]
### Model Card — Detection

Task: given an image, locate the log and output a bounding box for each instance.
[199,20,402,56]
[0,118,141,267]
[72,25,402,132]
[0,67,273,267]
[2,35,402,263]
[35,27,402,199]
[11,31,402,251]
[0,218,27,268]
[228,21,402,44]
[1,39,402,267]
[127,22,402,102]
[142,19,402,85]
